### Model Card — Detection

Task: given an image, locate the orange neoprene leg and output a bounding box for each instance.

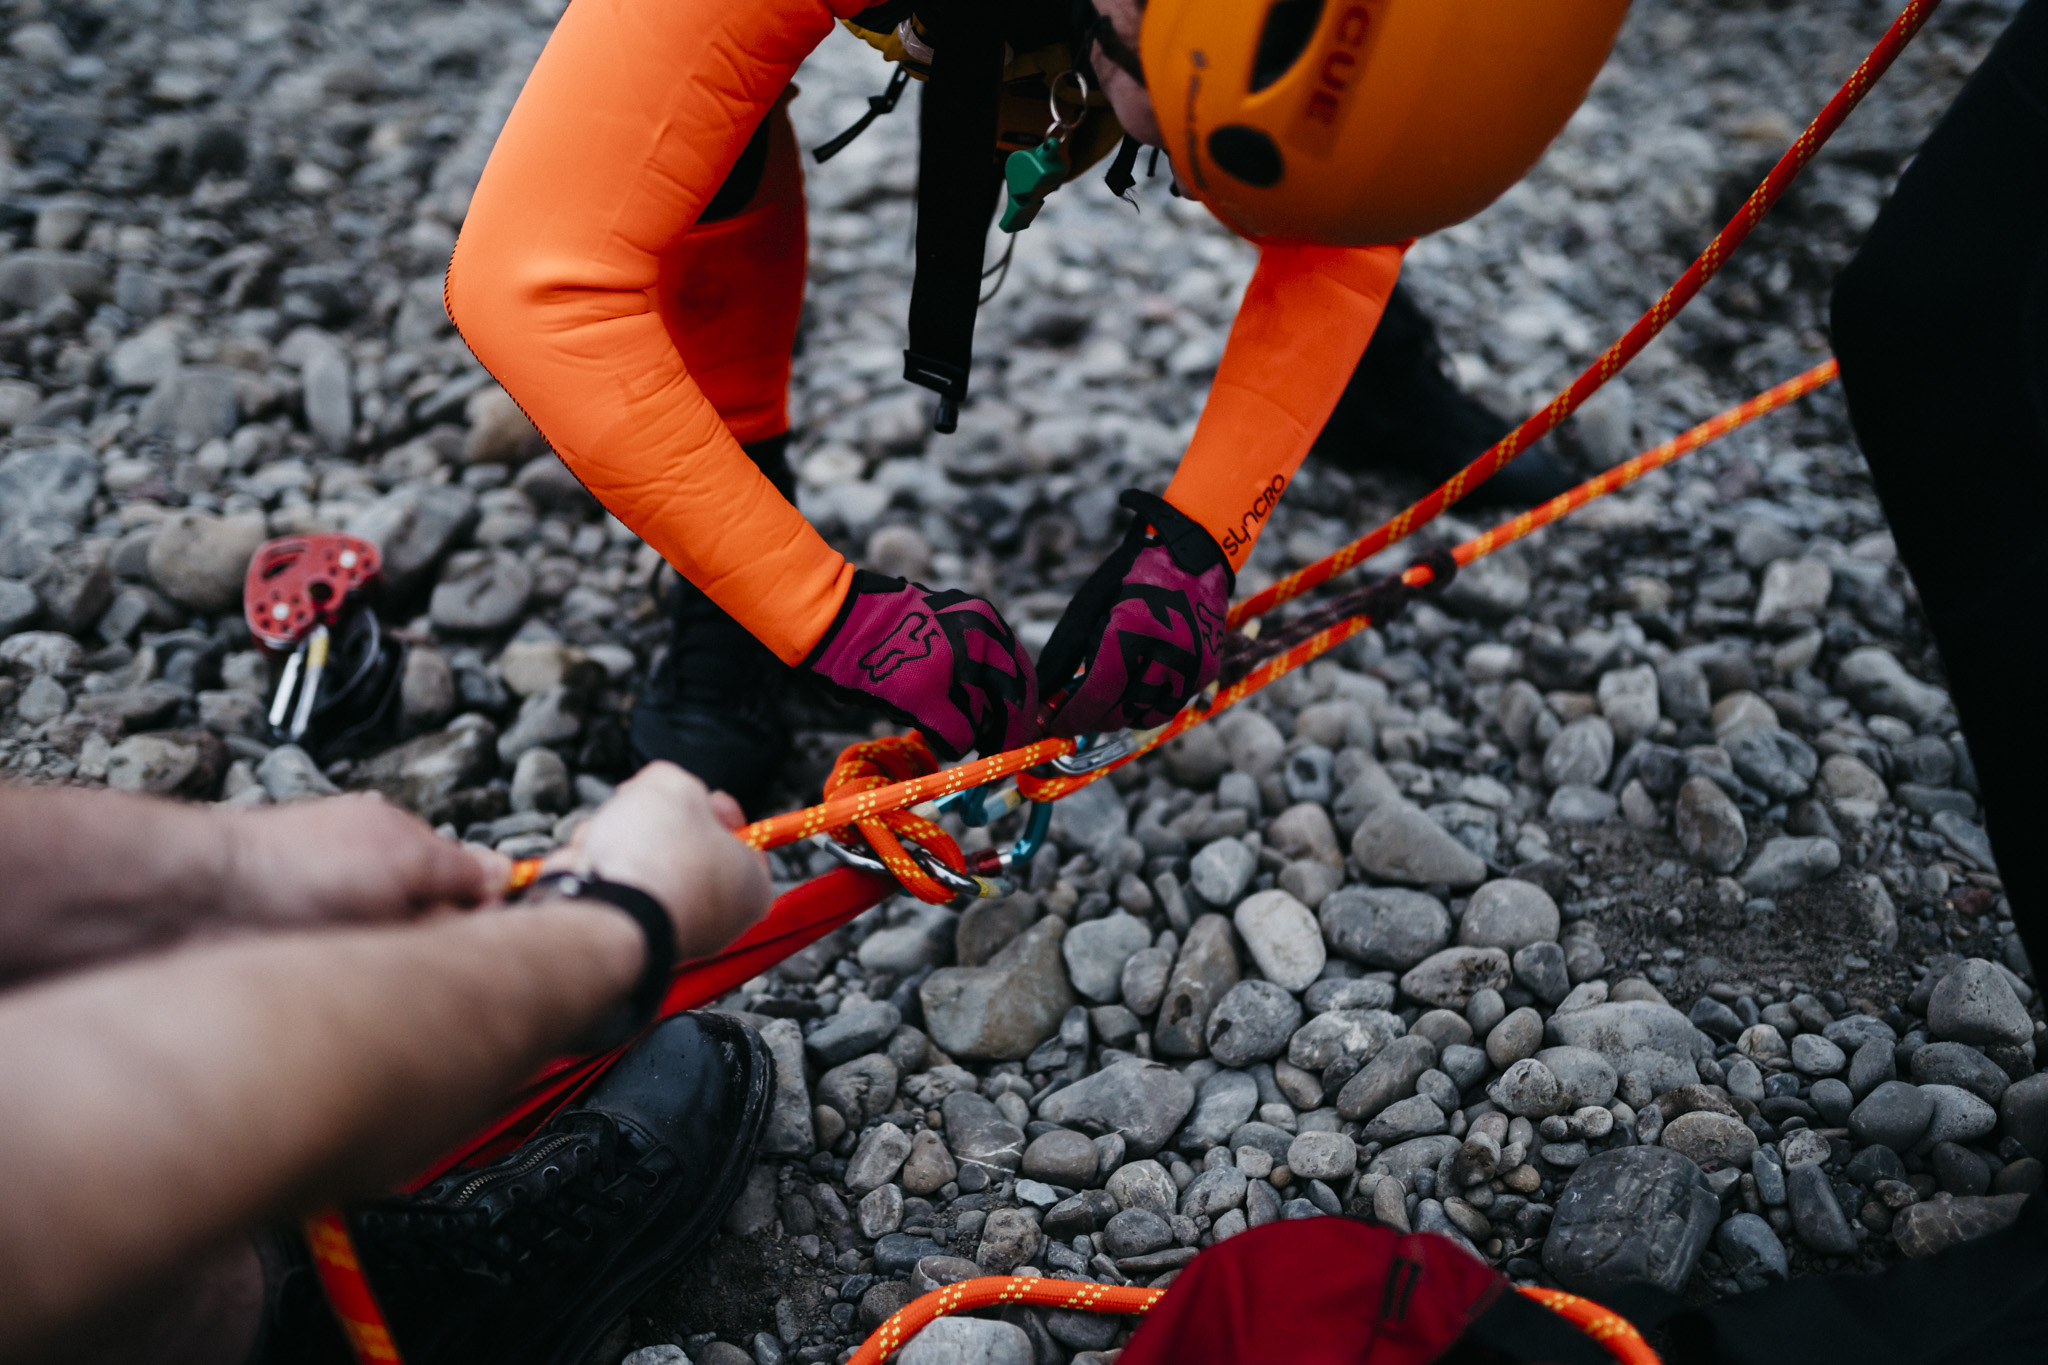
[1164,242,1407,570]
[445,0,863,665]
[663,98,806,445]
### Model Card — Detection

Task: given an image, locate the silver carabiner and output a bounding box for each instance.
[1047,730,1141,775]
[813,834,1016,902]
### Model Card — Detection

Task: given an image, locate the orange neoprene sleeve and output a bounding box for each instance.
[1163,242,1407,570]
[445,0,861,664]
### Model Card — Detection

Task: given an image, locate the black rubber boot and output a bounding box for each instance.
[1315,284,1580,508]
[347,1013,773,1365]
[629,436,797,814]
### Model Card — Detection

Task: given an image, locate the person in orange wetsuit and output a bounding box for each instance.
[446,0,1626,810]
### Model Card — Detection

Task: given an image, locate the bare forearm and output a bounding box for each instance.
[0,901,640,1353]
[0,785,232,981]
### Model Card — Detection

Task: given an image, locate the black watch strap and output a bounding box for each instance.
[519,871,677,1037]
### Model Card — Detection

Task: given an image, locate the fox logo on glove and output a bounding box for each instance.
[858,611,939,682]
[803,571,1040,760]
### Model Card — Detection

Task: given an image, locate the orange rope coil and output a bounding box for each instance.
[817,736,975,905]
[740,735,1077,854]
[844,1274,1660,1365]
[848,1276,1167,1365]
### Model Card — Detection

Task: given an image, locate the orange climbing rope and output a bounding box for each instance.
[843,1277,1663,1365]
[429,363,1843,1359]
[1519,1287,1665,1365]
[818,736,981,904]
[743,735,1078,855]
[1437,359,1839,573]
[847,1276,1166,1365]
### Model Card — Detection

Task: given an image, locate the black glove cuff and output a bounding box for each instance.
[1118,490,1235,593]
[518,871,677,1045]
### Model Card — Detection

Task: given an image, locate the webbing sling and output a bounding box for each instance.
[903,0,1005,432]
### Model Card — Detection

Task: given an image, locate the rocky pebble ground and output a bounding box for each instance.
[4,0,2044,1362]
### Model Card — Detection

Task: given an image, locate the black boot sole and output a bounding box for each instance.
[537,1017,776,1365]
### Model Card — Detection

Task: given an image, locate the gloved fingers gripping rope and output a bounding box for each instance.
[1037,490,1236,737]
[799,570,1040,762]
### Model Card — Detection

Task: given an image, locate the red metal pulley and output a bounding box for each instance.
[243,533,382,652]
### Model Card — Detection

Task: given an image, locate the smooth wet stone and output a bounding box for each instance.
[1542,1147,1718,1295]
[1288,1007,1405,1072]
[1849,1081,1935,1152]
[1927,958,2034,1048]
[1458,878,1561,952]
[1319,887,1453,969]
[1233,889,1326,991]
[1400,947,1513,1009]
[1716,1212,1789,1287]
[1154,914,1241,1058]
[921,918,1077,1061]
[1892,1192,2030,1259]
[1349,802,1487,887]
[1786,1160,1858,1256]
[1063,912,1155,1004]
[1546,1001,1707,1098]
[1337,1034,1438,1121]
[1206,979,1303,1067]
[1176,1068,1260,1152]
[1037,1059,1196,1158]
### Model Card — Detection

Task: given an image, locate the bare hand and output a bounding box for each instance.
[539,763,771,959]
[215,794,506,929]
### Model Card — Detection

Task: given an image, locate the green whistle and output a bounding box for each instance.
[1001,135,1069,233]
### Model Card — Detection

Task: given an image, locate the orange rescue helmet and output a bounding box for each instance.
[1141,0,1631,246]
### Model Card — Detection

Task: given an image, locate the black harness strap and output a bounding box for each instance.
[1104,133,1142,205]
[813,65,911,165]
[903,0,1005,433]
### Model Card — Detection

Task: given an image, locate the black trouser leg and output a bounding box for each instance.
[631,437,797,811]
[1831,0,2048,969]
[1315,284,1579,506]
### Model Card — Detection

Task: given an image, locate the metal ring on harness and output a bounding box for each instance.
[1047,67,1089,137]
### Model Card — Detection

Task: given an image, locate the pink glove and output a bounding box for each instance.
[1038,491,1234,737]
[802,571,1039,760]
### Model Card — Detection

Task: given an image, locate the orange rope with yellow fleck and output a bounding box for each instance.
[1518,1287,1664,1365]
[848,1276,1166,1365]
[844,1275,1661,1365]
[741,734,1077,854]
[817,736,976,904]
